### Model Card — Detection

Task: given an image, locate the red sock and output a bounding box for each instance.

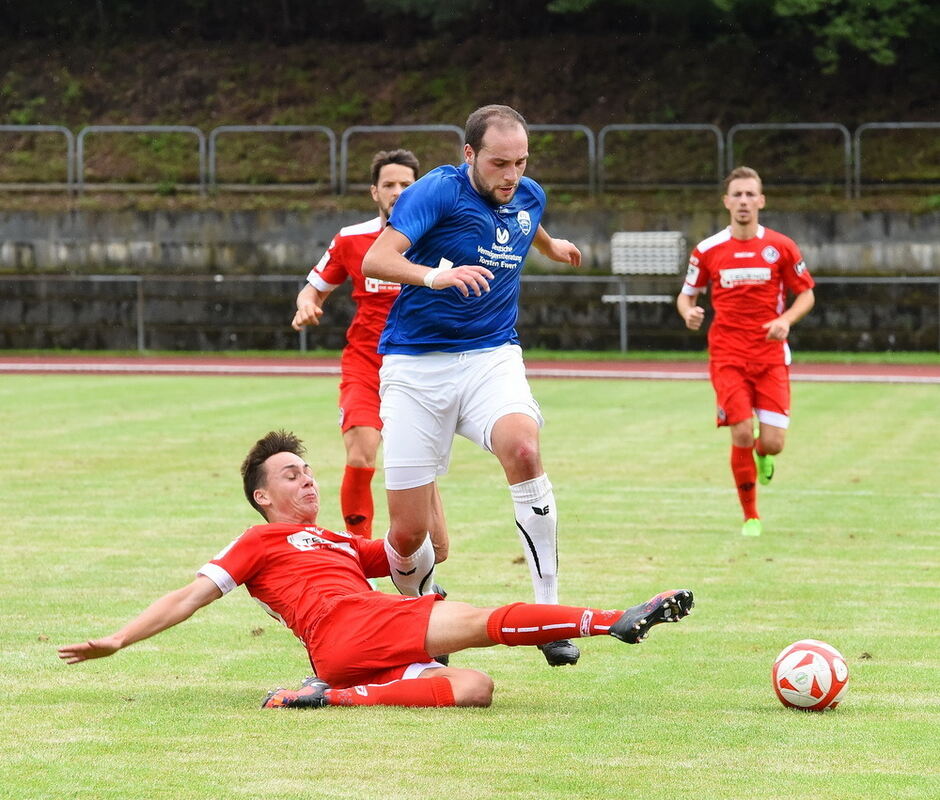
[485,602,624,646]
[340,465,375,538]
[326,676,455,707]
[731,445,759,519]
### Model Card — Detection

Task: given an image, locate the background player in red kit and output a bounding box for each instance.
[58,430,694,709]
[292,149,424,540]
[677,166,815,537]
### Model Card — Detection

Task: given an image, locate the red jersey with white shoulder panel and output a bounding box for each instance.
[681,225,815,365]
[198,523,388,643]
[306,217,400,370]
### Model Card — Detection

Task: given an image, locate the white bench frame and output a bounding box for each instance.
[604,231,686,350]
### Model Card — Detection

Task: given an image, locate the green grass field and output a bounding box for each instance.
[1,374,937,800]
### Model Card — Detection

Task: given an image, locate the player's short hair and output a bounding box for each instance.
[465,105,528,153]
[370,149,420,186]
[724,166,763,193]
[241,430,306,519]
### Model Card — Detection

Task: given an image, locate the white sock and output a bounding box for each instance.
[510,474,558,605]
[384,534,436,597]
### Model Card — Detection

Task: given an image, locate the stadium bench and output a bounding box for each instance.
[604,231,687,350]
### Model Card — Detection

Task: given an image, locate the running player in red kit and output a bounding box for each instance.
[677,166,815,537]
[58,430,695,710]
[292,150,419,539]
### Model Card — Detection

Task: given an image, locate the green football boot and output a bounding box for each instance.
[741,518,762,537]
[754,450,775,486]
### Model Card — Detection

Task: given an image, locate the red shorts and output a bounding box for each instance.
[306,592,442,688]
[339,349,382,433]
[709,361,790,428]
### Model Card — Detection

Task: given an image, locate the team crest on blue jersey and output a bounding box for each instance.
[518,210,532,235]
[762,246,780,264]
[495,226,510,244]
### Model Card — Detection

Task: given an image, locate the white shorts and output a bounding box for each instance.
[379,344,543,490]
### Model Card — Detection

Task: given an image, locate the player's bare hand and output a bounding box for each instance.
[763,317,790,340]
[546,238,581,267]
[683,306,705,331]
[58,637,121,664]
[291,303,324,331]
[432,265,494,297]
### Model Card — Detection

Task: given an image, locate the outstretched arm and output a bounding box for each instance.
[58,576,223,664]
[532,225,581,266]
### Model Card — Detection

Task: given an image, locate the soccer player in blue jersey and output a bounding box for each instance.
[362,104,583,667]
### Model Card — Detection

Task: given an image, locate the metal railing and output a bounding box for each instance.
[598,124,724,192]
[0,122,936,196]
[208,125,337,192]
[853,122,940,198]
[76,125,207,195]
[727,123,852,199]
[0,125,75,190]
[338,124,464,194]
[528,124,597,194]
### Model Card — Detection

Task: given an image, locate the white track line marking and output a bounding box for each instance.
[0,361,937,384]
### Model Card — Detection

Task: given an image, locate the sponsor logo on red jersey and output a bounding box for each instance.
[718,267,772,288]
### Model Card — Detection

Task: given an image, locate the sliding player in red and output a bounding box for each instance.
[58,430,694,709]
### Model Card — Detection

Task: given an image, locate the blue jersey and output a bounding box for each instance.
[379,163,546,354]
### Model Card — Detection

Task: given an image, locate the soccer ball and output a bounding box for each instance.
[772,639,849,711]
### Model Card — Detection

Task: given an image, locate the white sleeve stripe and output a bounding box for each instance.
[305,271,341,292]
[197,562,237,595]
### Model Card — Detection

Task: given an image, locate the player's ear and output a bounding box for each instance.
[464,143,474,165]
[370,184,379,203]
[253,487,271,509]
[757,194,766,210]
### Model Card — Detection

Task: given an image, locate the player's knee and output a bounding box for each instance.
[499,439,541,475]
[346,453,377,469]
[730,421,755,447]
[759,431,786,454]
[449,669,494,707]
[388,528,431,557]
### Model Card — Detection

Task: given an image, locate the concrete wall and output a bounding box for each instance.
[1,209,939,275]
[2,209,937,351]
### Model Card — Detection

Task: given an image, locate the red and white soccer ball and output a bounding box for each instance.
[772,639,849,711]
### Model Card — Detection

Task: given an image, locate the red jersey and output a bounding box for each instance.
[681,225,815,365]
[198,523,389,645]
[306,217,401,372]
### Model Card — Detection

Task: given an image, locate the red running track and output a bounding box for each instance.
[1,354,938,384]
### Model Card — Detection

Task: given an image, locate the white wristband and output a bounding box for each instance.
[423,269,437,289]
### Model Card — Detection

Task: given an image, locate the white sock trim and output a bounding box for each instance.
[509,473,552,504]
[384,534,435,596]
